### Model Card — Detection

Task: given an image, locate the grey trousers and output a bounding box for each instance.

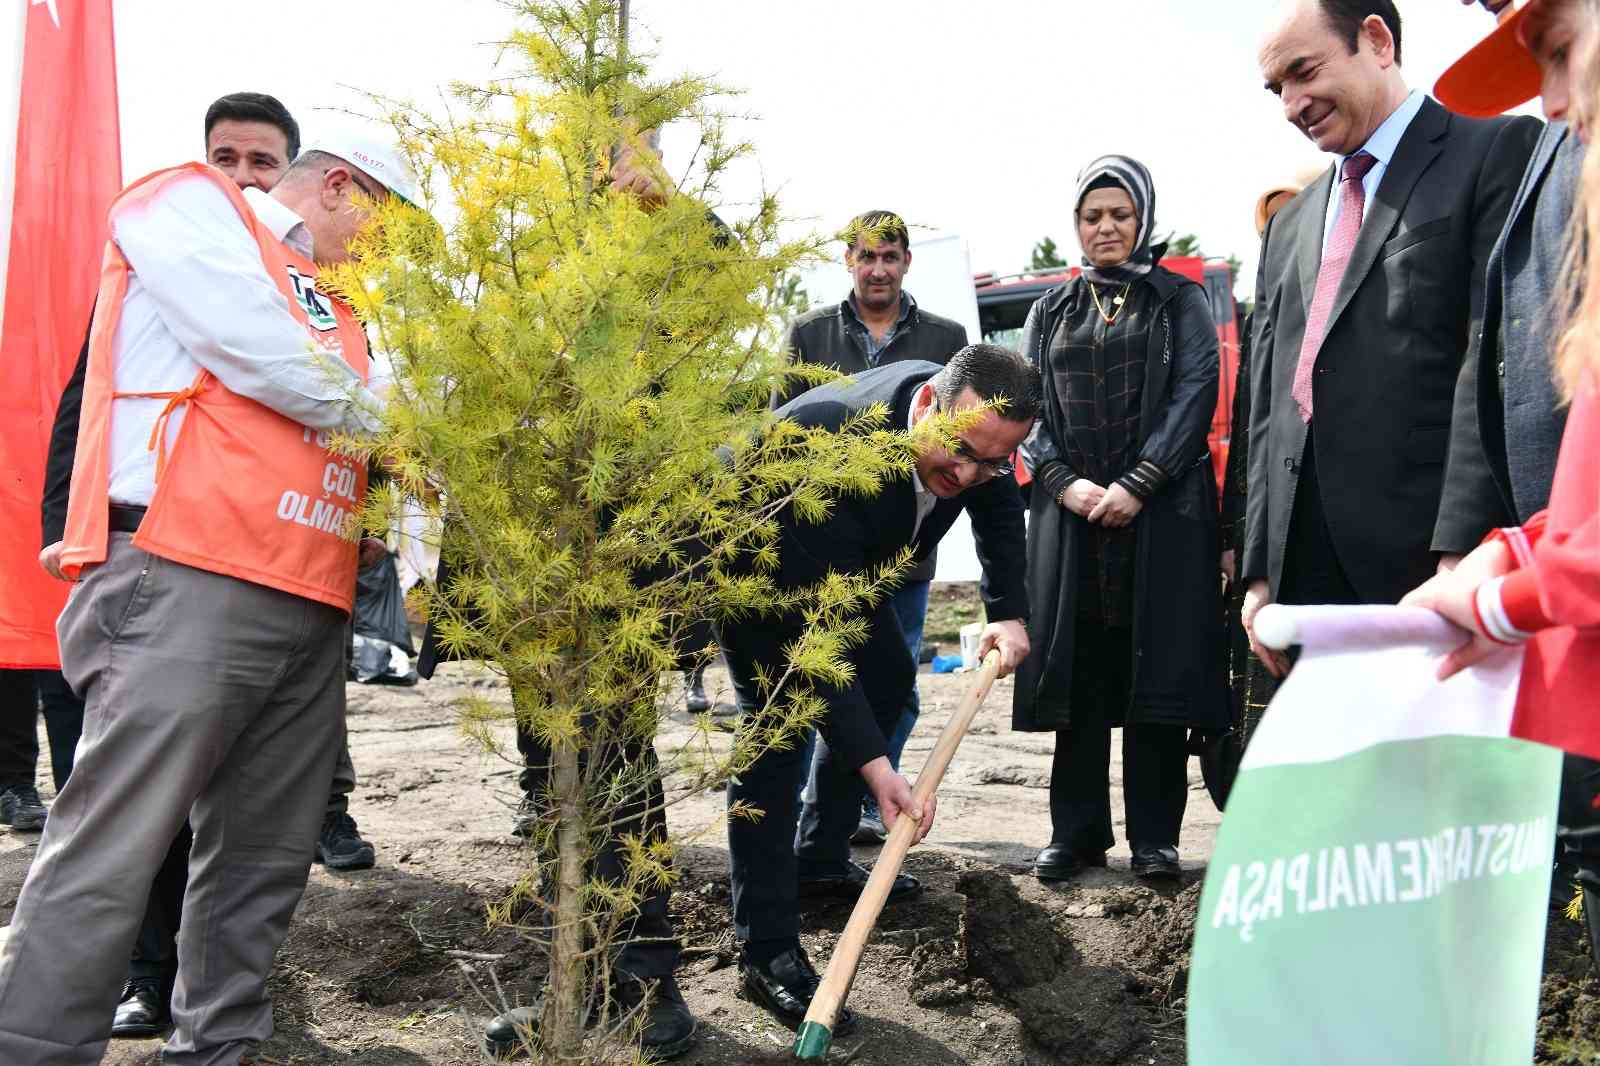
[0,534,346,1065]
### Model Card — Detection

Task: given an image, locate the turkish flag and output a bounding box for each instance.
[0,0,121,668]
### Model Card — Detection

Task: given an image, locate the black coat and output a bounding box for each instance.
[775,294,969,585]
[722,361,1027,769]
[41,325,91,546]
[1244,98,1539,602]
[1012,267,1227,733]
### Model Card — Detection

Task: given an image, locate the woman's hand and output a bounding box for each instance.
[1087,483,1143,528]
[1058,479,1105,518]
[1400,539,1516,680]
[1401,570,1502,681]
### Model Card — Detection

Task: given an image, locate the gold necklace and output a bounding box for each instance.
[1088,280,1132,325]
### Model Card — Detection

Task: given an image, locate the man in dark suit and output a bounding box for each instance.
[1241,0,1539,673]
[722,346,1035,1030]
[778,209,970,844]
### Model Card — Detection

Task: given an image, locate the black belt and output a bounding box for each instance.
[109,505,147,534]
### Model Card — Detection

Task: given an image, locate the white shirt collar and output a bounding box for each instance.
[1342,89,1425,169]
[243,186,313,259]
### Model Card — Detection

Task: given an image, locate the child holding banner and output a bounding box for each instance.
[1404,0,1600,761]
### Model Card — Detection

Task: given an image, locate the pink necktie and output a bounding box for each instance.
[1293,151,1377,422]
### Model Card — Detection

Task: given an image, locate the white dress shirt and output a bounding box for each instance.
[106,178,383,506]
[1320,89,1428,254]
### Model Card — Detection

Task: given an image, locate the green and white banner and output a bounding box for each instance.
[1189,606,1560,1066]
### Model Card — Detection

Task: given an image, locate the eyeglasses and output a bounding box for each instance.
[950,441,1014,479]
[929,396,1016,478]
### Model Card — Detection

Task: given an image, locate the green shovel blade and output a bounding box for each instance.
[793,1020,832,1059]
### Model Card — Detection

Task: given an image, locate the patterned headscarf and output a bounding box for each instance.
[1074,154,1159,285]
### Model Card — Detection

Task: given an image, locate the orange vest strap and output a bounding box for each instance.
[112,376,208,482]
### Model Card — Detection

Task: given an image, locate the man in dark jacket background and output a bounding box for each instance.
[776,209,969,843]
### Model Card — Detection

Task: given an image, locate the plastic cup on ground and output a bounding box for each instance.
[959,622,983,670]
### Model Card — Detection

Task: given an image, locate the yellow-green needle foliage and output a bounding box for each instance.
[326,2,931,1059]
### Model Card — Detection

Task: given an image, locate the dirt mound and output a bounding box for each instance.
[947,869,1191,1065]
[1538,908,1600,1064]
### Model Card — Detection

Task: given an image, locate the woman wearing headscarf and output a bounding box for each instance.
[1013,155,1228,882]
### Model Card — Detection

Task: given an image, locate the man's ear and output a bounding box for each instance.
[901,248,912,274]
[1362,13,1396,63]
[909,381,936,425]
[322,164,354,210]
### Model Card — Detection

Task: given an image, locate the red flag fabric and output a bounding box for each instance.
[0,0,121,668]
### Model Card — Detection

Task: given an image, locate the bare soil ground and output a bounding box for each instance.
[0,583,1593,1064]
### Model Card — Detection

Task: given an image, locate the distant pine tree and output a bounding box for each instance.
[1029,235,1067,270]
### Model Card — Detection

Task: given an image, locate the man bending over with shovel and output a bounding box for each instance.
[718,343,1037,1033]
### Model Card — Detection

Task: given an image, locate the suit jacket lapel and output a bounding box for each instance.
[1297,168,1335,317]
[1325,98,1448,335]
[1482,128,1555,305]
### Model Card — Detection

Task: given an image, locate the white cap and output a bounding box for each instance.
[300,126,421,207]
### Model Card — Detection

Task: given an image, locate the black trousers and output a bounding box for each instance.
[1280,430,1361,608]
[0,670,85,792]
[0,669,40,790]
[716,621,899,945]
[1047,627,1188,852]
[31,671,85,794]
[515,708,678,979]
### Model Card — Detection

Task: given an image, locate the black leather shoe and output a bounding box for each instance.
[111,978,170,1039]
[739,946,856,1034]
[798,860,919,904]
[0,785,47,832]
[1033,842,1106,882]
[483,1002,540,1060]
[1131,844,1182,880]
[613,972,697,1059]
[510,795,539,840]
[314,811,375,871]
[686,667,711,713]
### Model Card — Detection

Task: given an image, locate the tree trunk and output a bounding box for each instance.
[545,731,587,1059]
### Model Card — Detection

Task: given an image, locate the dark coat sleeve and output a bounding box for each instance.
[41,324,92,547]
[1016,297,1078,503]
[1242,218,1278,585]
[776,501,912,771]
[962,474,1028,622]
[1132,284,1219,488]
[1432,118,1542,553]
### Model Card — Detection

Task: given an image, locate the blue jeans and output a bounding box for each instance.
[798,580,930,824]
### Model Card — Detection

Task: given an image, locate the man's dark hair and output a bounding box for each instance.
[931,343,1042,424]
[1318,0,1402,66]
[841,209,910,252]
[204,92,301,159]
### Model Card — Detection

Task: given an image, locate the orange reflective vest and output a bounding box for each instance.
[60,163,371,613]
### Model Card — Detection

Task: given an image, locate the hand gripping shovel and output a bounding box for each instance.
[791,649,1003,1060]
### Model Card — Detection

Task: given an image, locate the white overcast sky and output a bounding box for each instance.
[17,1,1530,301]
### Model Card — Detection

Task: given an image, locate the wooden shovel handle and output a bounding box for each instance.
[801,649,1003,1034]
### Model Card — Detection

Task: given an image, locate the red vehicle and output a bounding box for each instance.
[973,256,1241,499]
